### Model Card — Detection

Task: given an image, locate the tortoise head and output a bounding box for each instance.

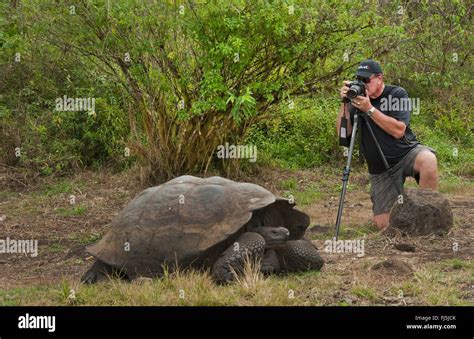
[255,227,289,249]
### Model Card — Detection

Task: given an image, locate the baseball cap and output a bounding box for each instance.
[355,59,383,78]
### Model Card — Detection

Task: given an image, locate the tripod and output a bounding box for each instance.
[334,108,403,240]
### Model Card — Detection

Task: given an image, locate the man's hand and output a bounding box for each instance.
[351,92,373,113]
[339,81,351,101]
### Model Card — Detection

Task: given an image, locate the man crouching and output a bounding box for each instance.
[336,59,438,229]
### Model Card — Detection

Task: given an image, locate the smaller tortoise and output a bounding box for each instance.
[81,175,323,284]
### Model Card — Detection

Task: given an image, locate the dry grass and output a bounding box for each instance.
[0,255,471,306]
[230,252,265,293]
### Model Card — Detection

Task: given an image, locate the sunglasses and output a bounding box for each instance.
[356,74,380,84]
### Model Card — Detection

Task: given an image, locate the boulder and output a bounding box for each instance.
[389,189,453,236]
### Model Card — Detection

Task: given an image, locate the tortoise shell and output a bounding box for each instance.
[86,175,309,278]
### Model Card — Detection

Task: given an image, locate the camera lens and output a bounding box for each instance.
[347,85,361,99]
[346,81,365,100]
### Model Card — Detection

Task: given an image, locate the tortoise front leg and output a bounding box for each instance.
[81,260,128,284]
[81,260,115,284]
[211,232,266,284]
[276,239,324,273]
[260,249,280,275]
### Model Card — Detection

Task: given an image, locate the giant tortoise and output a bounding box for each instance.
[81,175,323,284]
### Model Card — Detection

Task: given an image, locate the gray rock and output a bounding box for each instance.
[389,189,453,236]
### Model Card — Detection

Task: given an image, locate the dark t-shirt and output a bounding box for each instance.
[349,85,419,174]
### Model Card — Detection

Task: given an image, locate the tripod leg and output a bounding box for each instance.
[335,113,360,240]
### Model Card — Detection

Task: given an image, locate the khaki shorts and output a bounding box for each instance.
[369,145,436,215]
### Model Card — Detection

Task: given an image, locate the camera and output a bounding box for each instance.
[343,80,366,102]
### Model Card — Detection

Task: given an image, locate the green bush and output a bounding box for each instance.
[1,0,472,180]
[411,114,473,177]
[246,96,342,169]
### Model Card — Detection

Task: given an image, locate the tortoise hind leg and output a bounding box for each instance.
[211,232,266,284]
[277,239,324,273]
[81,260,126,284]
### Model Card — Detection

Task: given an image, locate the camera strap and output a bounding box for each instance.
[338,103,351,147]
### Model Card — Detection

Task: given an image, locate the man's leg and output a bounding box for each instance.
[413,151,438,190]
[370,170,403,230]
[371,146,438,230]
